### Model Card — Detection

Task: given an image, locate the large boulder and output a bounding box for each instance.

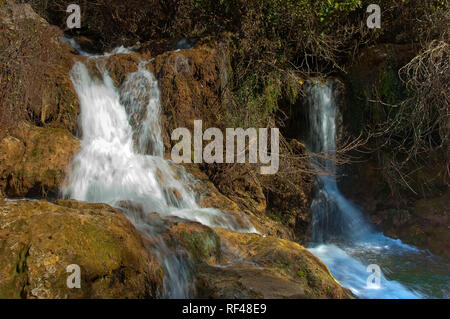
[0,123,80,198]
[0,200,163,298]
[163,220,353,299]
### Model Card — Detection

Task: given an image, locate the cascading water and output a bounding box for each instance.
[305,80,449,299]
[62,47,255,298]
[306,82,371,243]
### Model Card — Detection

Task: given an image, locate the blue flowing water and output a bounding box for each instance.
[305,80,449,299]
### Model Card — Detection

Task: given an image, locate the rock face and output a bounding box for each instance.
[341,166,450,259]
[357,188,450,260]
[0,200,163,298]
[0,1,80,137]
[0,123,80,198]
[0,2,82,199]
[340,149,449,259]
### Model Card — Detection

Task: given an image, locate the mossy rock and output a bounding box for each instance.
[0,123,79,198]
[164,221,221,264]
[194,228,354,299]
[0,200,163,298]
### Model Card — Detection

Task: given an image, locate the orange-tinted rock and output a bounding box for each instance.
[164,221,353,299]
[0,200,163,298]
[0,2,81,136]
[0,123,80,198]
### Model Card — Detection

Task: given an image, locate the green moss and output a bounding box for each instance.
[296,270,305,277]
[226,71,285,129]
[60,218,124,272]
[271,260,290,274]
[0,281,22,299]
[181,229,221,262]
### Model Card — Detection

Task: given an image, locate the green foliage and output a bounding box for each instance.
[317,0,363,24]
[379,67,407,106]
[219,0,372,129]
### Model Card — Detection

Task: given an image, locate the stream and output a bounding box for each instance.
[304,80,449,299]
[60,39,448,299]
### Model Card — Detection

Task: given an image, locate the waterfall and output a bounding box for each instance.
[306,81,371,243]
[305,80,448,299]
[62,49,255,298]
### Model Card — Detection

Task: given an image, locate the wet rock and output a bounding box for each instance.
[91,53,145,88]
[164,221,353,299]
[169,188,184,201]
[383,192,450,259]
[340,158,450,259]
[164,221,222,265]
[0,200,163,298]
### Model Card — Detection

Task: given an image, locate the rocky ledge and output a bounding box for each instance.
[0,199,353,299]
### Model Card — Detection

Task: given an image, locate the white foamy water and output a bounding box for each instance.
[308,243,421,299]
[62,49,256,297]
[60,36,132,57]
[305,80,449,299]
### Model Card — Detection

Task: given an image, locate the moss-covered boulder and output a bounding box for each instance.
[163,220,222,265]
[0,199,163,298]
[196,228,353,299]
[0,123,80,198]
[162,220,353,299]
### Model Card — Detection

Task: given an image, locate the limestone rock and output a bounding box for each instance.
[163,221,353,299]
[0,200,163,298]
[0,123,80,198]
[0,1,80,135]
